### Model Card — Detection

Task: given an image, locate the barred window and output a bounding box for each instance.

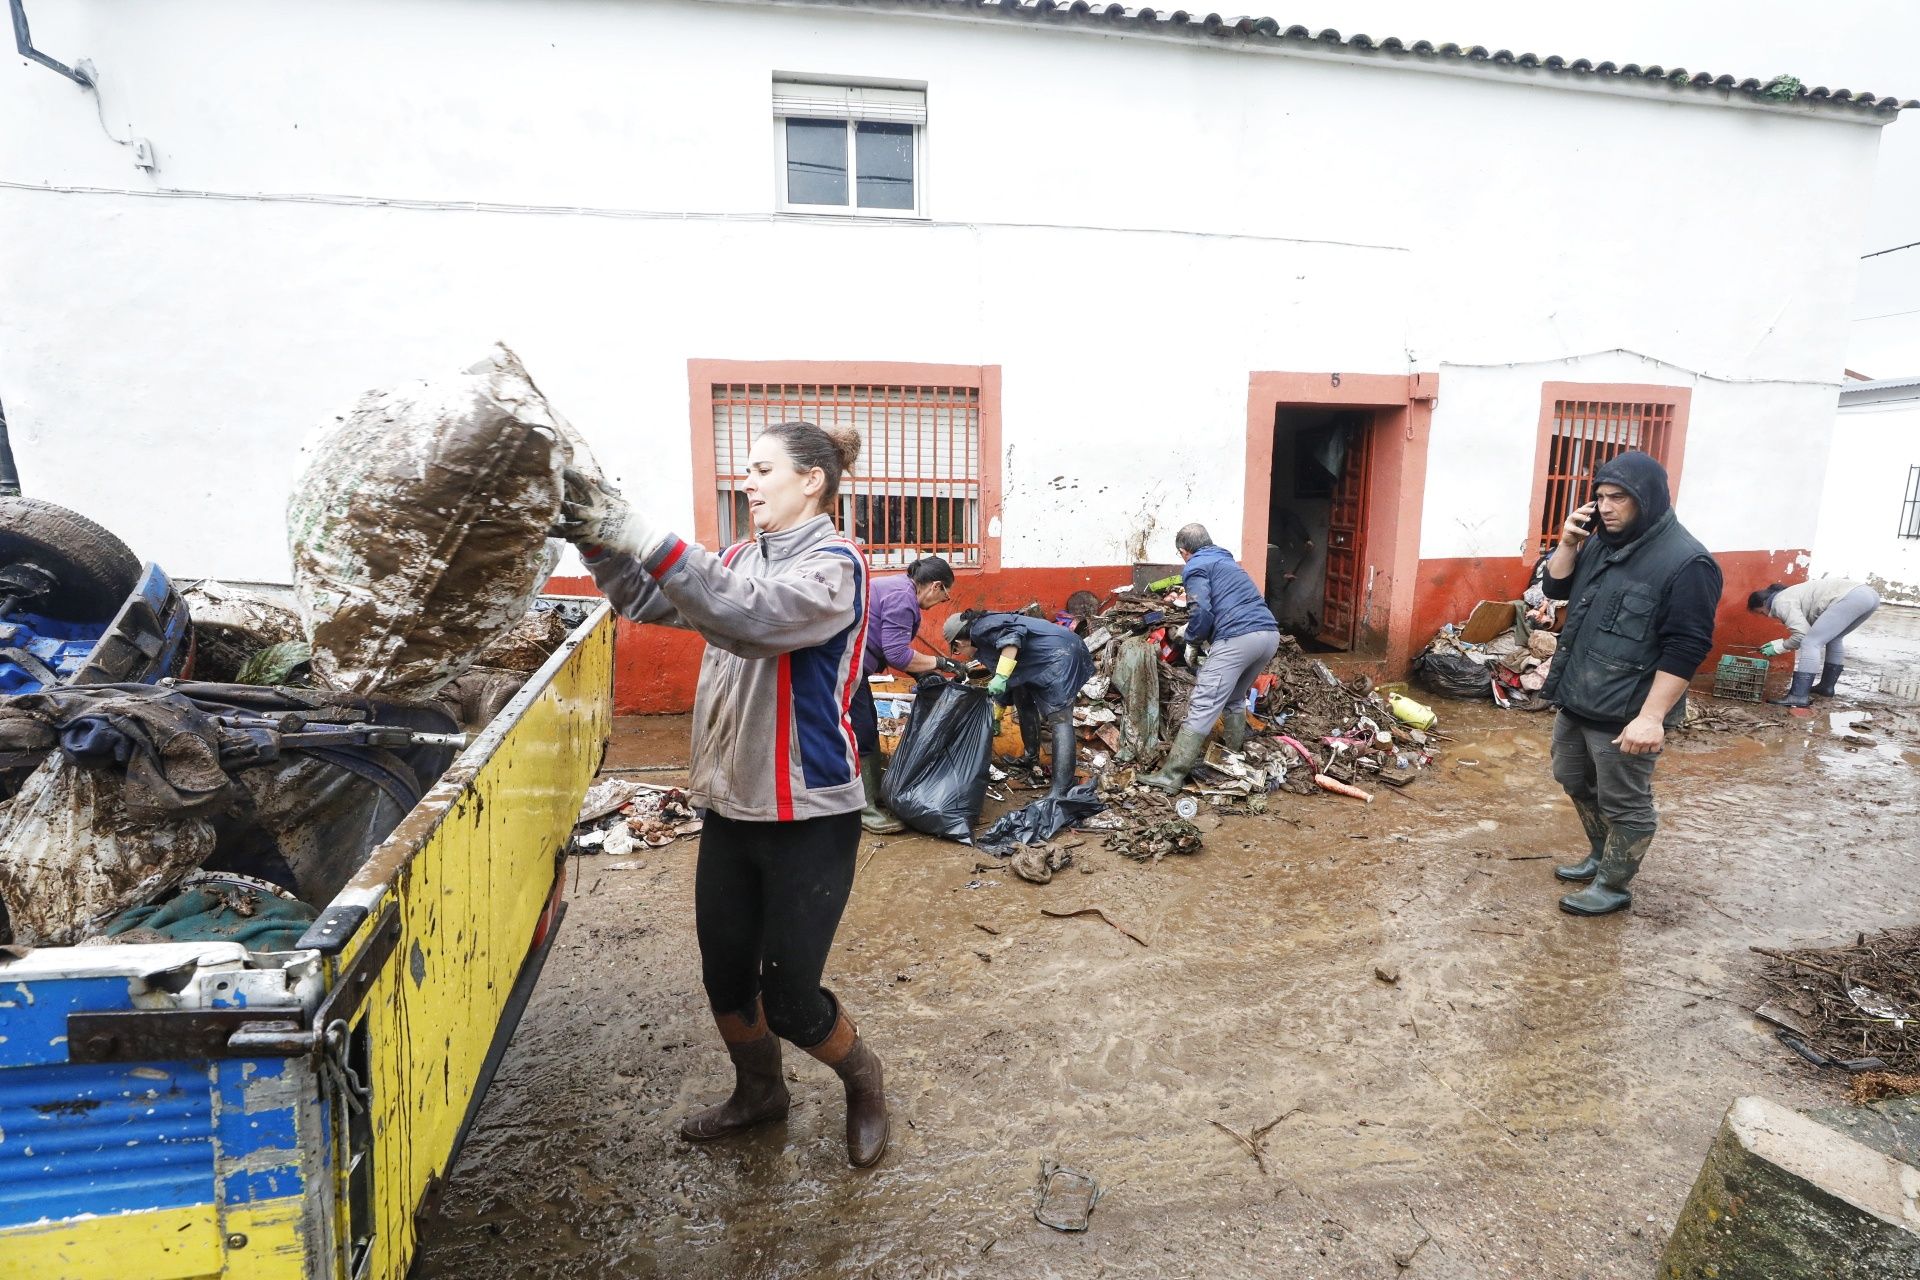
[710,382,982,567]
[1533,393,1684,555]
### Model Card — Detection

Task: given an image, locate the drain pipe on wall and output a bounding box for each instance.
[11,0,158,171]
[9,0,92,86]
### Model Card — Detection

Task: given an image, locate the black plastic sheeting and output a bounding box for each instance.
[975,783,1106,856]
[881,676,996,842]
[1412,648,1495,700]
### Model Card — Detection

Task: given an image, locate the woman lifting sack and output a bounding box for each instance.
[559,421,888,1168]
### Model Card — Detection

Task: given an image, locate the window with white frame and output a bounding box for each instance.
[774,80,925,216]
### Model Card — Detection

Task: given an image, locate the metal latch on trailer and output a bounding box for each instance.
[65,904,404,1063]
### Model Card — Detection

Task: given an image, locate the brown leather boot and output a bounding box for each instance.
[804,993,889,1167]
[678,998,791,1142]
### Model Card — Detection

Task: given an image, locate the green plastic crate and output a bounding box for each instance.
[1713,654,1768,702]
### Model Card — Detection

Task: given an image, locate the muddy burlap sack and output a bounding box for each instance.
[288,345,589,699]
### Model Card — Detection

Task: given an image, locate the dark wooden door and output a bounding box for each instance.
[1317,414,1373,649]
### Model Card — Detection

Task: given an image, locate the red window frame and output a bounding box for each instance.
[689,360,1002,570]
[1526,383,1691,556]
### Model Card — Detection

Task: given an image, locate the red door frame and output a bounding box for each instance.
[1241,372,1437,674]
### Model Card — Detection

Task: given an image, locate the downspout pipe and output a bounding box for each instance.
[10,0,93,87]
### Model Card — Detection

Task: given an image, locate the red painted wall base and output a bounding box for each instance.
[1408,547,1808,662]
[552,564,1137,715]
[558,545,1808,714]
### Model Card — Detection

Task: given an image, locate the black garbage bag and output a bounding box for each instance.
[974,783,1106,856]
[882,677,996,842]
[1413,647,1494,701]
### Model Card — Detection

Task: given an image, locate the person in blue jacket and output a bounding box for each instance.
[943,609,1093,798]
[1143,524,1281,792]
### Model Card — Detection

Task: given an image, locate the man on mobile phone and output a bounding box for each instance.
[1538,451,1722,916]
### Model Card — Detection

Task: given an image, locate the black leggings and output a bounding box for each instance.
[850,679,879,757]
[694,809,861,1046]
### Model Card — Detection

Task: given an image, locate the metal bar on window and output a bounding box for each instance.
[709,380,982,566]
[1539,397,1680,555]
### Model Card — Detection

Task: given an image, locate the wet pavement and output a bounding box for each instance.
[413,609,1920,1280]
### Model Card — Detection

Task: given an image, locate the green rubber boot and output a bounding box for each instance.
[1221,710,1249,753]
[859,755,905,834]
[1558,825,1652,916]
[1141,729,1209,793]
[1553,798,1609,883]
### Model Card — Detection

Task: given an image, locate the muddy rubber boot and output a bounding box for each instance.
[1221,710,1249,753]
[679,999,791,1141]
[805,993,889,1168]
[1769,671,1816,708]
[1812,664,1844,698]
[858,754,905,834]
[1141,728,1208,793]
[1553,798,1609,883]
[1006,702,1042,770]
[1558,825,1652,917]
[1047,718,1079,798]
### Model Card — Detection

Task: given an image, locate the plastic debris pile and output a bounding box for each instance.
[571,778,702,857]
[1076,583,1440,812]
[1412,601,1557,708]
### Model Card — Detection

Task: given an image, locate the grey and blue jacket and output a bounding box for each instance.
[586,514,868,823]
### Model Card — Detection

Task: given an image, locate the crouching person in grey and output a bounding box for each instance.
[1539,451,1722,917]
[1748,578,1882,707]
[1144,524,1281,793]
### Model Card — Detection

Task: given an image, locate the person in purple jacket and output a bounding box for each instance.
[557,420,888,1168]
[852,556,961,833]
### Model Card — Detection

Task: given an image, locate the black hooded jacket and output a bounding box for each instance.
[1542,451,1723,723]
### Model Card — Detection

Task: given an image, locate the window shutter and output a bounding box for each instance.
[773,81,927,125]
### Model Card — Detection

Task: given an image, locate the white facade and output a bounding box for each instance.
[1815,380,1920,602]
[0,0,1894,586]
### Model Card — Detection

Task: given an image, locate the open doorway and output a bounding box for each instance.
[1264,407,1375,651]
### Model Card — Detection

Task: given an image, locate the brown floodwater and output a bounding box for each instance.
[413,688,1919,1280]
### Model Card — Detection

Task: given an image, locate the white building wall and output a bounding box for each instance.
[1814,396,1920,602]
[0,0,1886,582]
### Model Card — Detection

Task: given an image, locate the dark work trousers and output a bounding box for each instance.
[850,678,880,757]
[694,809,861,1047]
[1550,710,1659,833]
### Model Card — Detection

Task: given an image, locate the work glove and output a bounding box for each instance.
[934,656,964,677]
[1759,639,1787,658]
[986,673,1010,698]
[558,468,666,561]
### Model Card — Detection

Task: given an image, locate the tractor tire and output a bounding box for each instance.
[0,497,143,621]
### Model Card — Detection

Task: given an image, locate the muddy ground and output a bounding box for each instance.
[414,609,1920,1280]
